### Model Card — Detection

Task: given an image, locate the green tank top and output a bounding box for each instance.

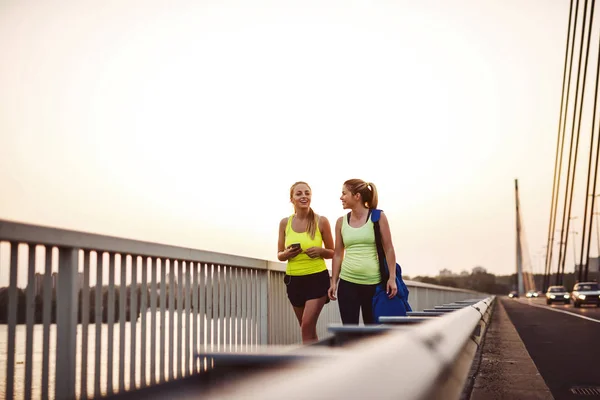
[285,215,327,276]
[340,214,381,285]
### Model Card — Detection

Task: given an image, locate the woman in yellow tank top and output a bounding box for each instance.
[277,181,334,343]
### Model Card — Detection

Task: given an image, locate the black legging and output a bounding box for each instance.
[337,279,378,325]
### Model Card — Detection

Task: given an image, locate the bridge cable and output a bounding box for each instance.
[558,0,593,284]
[545,0,577,291]
[552,0,583,286]
[582,8,600,282]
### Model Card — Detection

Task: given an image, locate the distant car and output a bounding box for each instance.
[546,285,570,305]
[508,291,519,298]
[526,290,539,298]
[571,282,600,308]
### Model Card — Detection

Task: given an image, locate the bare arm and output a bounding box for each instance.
[379,212,397,281]
[331,217,344,282]
[318,216,334,259]
[328,217,345,300]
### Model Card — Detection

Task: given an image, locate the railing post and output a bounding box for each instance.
[266,271,273,345]
[55,247,79,400]
[260,271,268,345]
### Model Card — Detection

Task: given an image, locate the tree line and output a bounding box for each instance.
[408,270,586,294]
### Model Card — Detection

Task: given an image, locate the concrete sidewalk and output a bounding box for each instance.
[468,299,553,400]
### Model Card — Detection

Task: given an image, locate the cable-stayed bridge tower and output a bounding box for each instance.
[515,179,536,295]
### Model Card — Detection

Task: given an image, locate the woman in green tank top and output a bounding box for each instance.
[328,179,398,324]
[277,181,334,343]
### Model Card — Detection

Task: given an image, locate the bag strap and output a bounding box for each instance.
[371,209,389,286]
[371,209,381,223]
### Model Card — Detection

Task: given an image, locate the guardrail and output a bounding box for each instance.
[200,297,495,400]
[0,219,483,399]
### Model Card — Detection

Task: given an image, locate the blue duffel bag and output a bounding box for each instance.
[370,209,412,322]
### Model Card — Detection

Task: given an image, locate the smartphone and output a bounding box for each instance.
[290,243,301,250]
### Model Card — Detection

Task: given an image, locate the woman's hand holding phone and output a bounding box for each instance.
[285,243,302,260]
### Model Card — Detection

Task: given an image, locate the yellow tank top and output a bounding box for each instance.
[284,215,327,276]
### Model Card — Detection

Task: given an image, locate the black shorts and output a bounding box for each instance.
[284,270,331,308]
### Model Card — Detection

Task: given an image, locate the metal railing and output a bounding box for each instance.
[202,297,495,400]
[0,219,482,399]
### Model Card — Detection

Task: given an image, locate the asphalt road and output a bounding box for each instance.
[501,297,600,400]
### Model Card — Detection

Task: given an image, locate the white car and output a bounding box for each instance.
[571,282,600,308]
[525,290,539,298]
[545,285,570,305]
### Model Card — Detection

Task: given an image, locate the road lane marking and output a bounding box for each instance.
[518,300,600,324]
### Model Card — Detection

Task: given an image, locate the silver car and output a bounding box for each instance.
[571,282,600,308]
[546,285,570,305]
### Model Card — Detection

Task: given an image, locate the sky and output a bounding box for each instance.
[1,0,594,285]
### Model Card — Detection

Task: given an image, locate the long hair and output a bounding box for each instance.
[290,181,319,239]
[343,179,379,209]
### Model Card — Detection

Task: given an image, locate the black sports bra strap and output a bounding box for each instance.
[347,210,372,224]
